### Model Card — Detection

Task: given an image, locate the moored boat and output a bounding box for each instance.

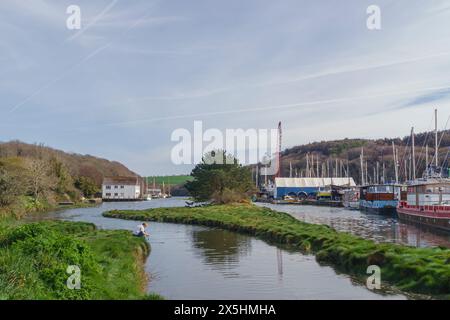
[397,109,450,232]
[359,184,401,216]
[397,179,450,232]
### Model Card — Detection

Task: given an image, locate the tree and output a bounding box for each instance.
[74,176,99,198]
[25,159,54,202]
[0,167,25,206]
[49,157,74,195]
[185,150,255,203]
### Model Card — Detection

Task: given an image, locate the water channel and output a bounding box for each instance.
[35,198,427,299]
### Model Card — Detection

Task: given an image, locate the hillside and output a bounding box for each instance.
[0,141,138,185]
[0,140,139,217]
[278,129,450,184]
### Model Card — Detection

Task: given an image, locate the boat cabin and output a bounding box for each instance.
[405,181,450,206]
[360,184,402,201]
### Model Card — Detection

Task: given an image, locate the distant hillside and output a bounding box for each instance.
[278,129,450,184]
[0,140,140,217]
[0,140,138,186]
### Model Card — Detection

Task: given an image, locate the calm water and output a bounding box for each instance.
[257,203,450,248]
[37,198,410,300]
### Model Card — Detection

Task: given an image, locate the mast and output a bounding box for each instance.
[392,142,399,184]
[346,159,349,178]
[373,167,376,185]
[365,160,368,185]
[316,156,319,178]
[376,161,380,184]
[435,109,438,166]
[306,153,310,178]
[411,127,416,180]
[276,121,282,178]
[360,148,364,185]
[335,158,338,177]
[396,148,399,183]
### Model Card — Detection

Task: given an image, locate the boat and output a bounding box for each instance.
[396,109,450,231]
[359,184,401,216]
[283,195,297,202]
[397,179,450,231]
[146,195,152,201]
[342,188,360,210]
[316,186,332,201]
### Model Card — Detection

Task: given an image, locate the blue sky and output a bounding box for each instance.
[1,0,450,175]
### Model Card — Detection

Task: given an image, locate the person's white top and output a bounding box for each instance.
[135,224,145,234]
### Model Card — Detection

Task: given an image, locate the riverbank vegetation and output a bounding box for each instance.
[0,219,161,299]
[103,204,450,298]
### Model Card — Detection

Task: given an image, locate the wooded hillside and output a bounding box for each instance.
[0,140,138,217]
[278,130,450,184]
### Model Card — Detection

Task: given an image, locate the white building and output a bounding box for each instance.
[102,176,141,200]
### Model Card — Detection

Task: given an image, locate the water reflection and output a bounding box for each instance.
[191,228,251,276]
[258,203,450,248]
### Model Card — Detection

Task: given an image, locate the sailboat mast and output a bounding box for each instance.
[306,153,309,178]
[411,127,416,180]
[360,148,364,185]
[316,156,319,178]
[435,109,438,166]
[392,141,398,184]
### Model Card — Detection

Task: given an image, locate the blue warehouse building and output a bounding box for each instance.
[274,177,356,199]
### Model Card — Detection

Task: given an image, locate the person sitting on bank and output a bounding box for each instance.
[134,222,149,238]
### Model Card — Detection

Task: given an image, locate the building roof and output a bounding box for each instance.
[103,176,139,185]
[275,177,356,188]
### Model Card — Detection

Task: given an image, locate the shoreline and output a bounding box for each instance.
[103,203,450,299]
[0,204,162,300]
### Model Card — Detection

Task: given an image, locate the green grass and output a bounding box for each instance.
[103,204,450,298]
[0,220,158,300]
[146,175,193,186]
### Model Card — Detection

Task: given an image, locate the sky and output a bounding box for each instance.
[1,0,450,175]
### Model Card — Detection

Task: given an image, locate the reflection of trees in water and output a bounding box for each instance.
[191,228,252,269]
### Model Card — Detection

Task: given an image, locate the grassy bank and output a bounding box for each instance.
[0,219,162,300]
[0,196,97,219]
[103,204,450,298]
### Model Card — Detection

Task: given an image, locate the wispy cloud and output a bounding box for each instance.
[2,0,450,174]
[404,88,450,107]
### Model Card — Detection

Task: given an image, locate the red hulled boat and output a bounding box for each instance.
[397,179,450,232]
